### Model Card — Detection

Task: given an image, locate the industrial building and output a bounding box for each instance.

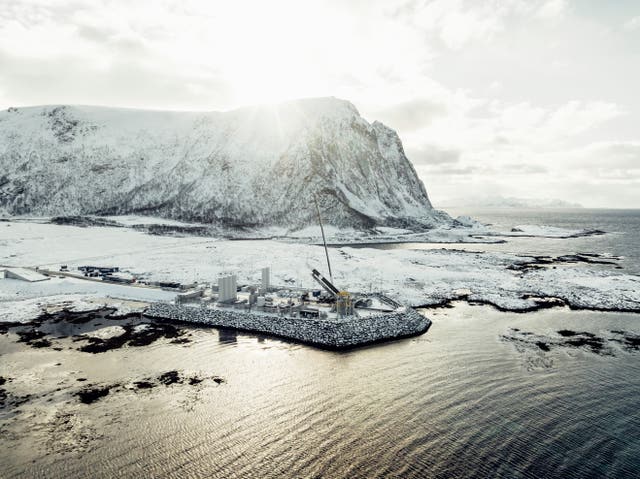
[218,274,238,303]
[174,265,395,322]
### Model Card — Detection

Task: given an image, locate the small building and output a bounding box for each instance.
[299,308,320,319]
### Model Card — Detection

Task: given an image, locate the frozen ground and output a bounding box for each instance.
[490,224,605,238]
[0,290,155,324]
[1,215,603,244]
[0,220,639,322]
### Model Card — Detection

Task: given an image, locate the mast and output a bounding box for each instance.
[313,195,333,283]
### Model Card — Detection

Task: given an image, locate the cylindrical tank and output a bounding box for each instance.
[257,296,266,307]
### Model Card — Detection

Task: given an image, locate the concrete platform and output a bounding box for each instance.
[1,267,50,282]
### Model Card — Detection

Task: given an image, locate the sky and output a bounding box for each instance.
[1,0,639,208]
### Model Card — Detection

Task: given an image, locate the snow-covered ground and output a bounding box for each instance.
[1,221,639,321]
[2,215,604,243]
[103,215,203,227]
[0,290,154,324]
[492,224,603,238]
[0,266,175,323]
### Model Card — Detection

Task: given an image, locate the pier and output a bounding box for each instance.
[145,301,431,349]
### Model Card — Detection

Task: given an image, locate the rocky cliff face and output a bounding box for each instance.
[0,97,449,229]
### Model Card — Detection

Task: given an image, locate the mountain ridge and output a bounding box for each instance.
[0,97,449,230]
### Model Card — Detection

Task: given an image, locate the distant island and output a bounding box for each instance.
[441,196,583,209]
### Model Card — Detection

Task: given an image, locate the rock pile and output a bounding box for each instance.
[145,302,430,349]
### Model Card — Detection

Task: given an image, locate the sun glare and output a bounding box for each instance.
[197,2,326,105]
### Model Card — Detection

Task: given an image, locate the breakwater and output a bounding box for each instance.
[145,302,431,349]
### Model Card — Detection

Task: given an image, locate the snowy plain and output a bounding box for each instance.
[1,219,639,323]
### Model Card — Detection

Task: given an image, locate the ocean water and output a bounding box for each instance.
[368,208,640,275]
[2,209,640,478]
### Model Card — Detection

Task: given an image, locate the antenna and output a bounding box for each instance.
[313,194,333,283]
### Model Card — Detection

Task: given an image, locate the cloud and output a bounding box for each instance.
[564,141,640,170]
[0,49,231,110]
[536,0,568,19]
[423,165,481,176]
[393,0,570,51]
[422,160,547,178]
[503,163,547,174]
[624,16,640,31]
[374,99,447,132]
[406,145,461,165]
[397,0,508,50]
[542,101,624,139]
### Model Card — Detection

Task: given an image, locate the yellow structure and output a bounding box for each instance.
[336,291,354,317]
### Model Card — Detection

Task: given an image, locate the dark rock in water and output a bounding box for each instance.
[557,330,578,337]
[78,322,184,353]
[610,330,640,352]
[501,327,631,361]
[0,386,32,409]
[8,311,187,353]
[76,385,112,404]
[511,227,524,232]
[16,329,46,343]
[158,371,182,386]
[16,329,53,348]
[136,372,221,389]
[557,329,595,338]
[535,341,550,352]
[565,336,606,354]
[134,381,155,389]
[0,378,11,405]
[0,324,13,335]
[79,335,128,354]
[555,254,618,265]
[624,335,640,350]
[76,378,87,382]
[127,323,180,347]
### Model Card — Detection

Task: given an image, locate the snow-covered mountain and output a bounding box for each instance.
[0,98,448,229]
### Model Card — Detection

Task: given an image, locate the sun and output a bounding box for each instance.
[190,1,333,106]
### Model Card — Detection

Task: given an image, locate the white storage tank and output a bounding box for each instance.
[261,267,270,291]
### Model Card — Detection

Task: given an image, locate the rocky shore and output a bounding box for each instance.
[145,303,431,349]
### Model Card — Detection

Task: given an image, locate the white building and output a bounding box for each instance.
[261,267,270,292]
[218,274,237,302]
